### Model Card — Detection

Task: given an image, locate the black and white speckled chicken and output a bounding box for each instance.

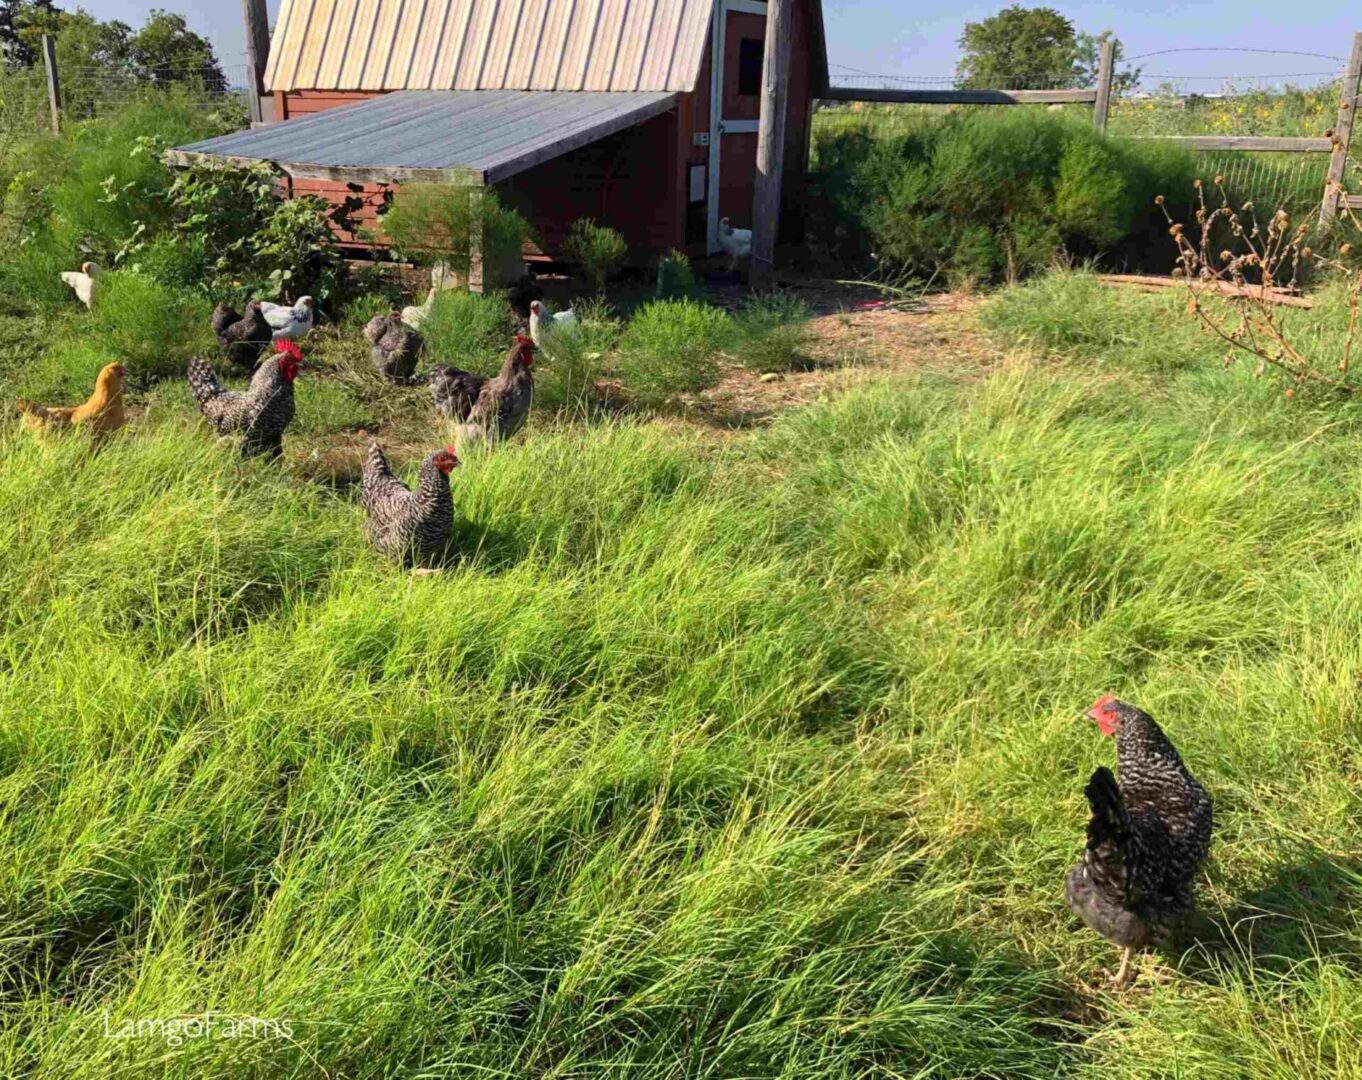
[359,439,458,564]
[187,340,301,459]
[364,310,424,383]
[212,300,274,371]
[1066,696,1214,988]
[450,334,535,447]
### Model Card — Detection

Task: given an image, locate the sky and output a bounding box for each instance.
[67,0,1359,85]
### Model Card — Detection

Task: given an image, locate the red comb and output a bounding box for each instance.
[276,339,302,360]
[1090,694,1118,711]
[445,445,457,456]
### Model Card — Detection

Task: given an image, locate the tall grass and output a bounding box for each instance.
[2,272,1361,1075]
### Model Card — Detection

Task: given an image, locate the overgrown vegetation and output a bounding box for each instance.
[561,217,629,294]
[616,299,733,405]
[809,108,1198,285]
[379,185,531,286]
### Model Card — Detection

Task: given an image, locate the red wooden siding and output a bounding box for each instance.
[275,90,383,121]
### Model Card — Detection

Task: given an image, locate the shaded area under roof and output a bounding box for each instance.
[167,89,679,185]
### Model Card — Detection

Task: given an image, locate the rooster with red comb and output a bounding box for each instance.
[186,339,301,459]
[1066,696,1214,988]
[447,334,535,449]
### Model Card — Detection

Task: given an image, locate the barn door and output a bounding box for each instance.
[706,0,768,255]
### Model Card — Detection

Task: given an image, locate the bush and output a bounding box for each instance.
[419,289,514,366]
[380,185,530,281]
[88,270,213,378]
[732,293,812,372]
[561,218,628,293]
[616,299,733,405]
[808,108,1199,283]
[655,249,704,301]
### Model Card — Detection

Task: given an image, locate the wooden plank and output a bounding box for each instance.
[751,0,792,288]
[242,0,271,123]
[163,149,485,186]
[1129,135,1334,152]
[819,86,1098,105]
[1344,193,1362,209]
[1098,274,1314,309]
[1092,38,1113,134]
[1322,31,1362,225]
[42,35,60,135]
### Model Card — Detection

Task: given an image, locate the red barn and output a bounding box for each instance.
[170,0,830,269]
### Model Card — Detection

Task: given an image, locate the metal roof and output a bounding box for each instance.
[265,0,718,94]
[168,89,679,184]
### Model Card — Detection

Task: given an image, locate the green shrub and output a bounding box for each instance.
[732,293,813,373]
[88,270,213,378]
[419,289,514,366]
[808,108,1199,283]
[616,299,733,405]
[655,248,703,301]
[561,218,628,293]
[380,185,530,280]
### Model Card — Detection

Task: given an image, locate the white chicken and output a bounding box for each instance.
[718,218,753,269]
[60,261,100,309]
[528,300,576,349]
[259,296,315,341]
[401,287,436,331]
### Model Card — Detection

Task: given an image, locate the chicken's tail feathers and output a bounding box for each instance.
[1083,766,1129,850]
[363,439,394,484]
[186,357,225,407]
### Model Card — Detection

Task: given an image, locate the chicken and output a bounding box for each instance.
[364,311,424,383]
[401,287,437,331]
[718,218,752,269]
[528,300,576,350]
[359,439,458,565]
[187,340,301,459]
[428,365,488,423]
[1066,696,1214,988]
[450,335,535,448]
[259,296,315,341]
[60,261,100,309]
[16,361,126,442]
[212,300,274,371]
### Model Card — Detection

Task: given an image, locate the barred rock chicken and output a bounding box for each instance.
[364,311,424,383]
[1066,696,1214,988]
[450,334,535,448]
[187,340,301,459]
[212,300,274,371]
[428,365,487,423]
[359,439,458,565]
[16,361,126,443]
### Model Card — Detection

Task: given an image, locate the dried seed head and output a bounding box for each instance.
[1155,194,1165,205]
[1342,243,1355,255]
[1285,388,1295,399]
[1193,178,1203,188]
[1214,174,1224,185]
[1169,224,1184,237]
[1301,247,1313,258]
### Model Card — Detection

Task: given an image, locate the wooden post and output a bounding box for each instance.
[750,0,793,289]
[1321,31,1362,228]
[242,0,271,125]
[466,186,485,295]
[1092,39,1114,134]
[41,34,60,135]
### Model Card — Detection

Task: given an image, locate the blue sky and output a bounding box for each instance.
[73,0,1357,83]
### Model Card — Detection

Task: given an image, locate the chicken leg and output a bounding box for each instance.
[1112,946,1135,989]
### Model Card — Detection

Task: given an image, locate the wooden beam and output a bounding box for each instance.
[1321,31,1362,226]
[1092,39,1114,134]
[819,87,1098,105]
[1344,193,1362,209]
[751,0,793,288]
[41,35,60,135]
[1128,135,1334,152]
[162,149,485,186]
[1098,274,1314,309]
[242,0,272,125]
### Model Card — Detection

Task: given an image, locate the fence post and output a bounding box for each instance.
[1092,39,1114,134]
[751,0,794,289]
[1321,31,1362,227]
[242,0,271,124]
[41,34,60,135]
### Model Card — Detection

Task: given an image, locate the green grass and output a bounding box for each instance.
[2,272,1361,1076]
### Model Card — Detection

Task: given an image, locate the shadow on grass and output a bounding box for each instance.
[1185,849,1362,977]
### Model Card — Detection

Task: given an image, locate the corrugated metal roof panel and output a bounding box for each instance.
[172,89,678,183]
[265,0,719,93]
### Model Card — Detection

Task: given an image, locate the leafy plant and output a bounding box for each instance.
[562,218,628,293]
[616,299,733,405]
[379,185,530,283]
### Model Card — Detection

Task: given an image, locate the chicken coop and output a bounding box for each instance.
[167,0,830,273]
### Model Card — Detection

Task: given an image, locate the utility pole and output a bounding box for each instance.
[750,0,793,289]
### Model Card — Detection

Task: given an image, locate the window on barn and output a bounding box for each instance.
[738,39,764,95]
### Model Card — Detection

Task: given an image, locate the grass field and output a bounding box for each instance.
[2,273,1360,1076]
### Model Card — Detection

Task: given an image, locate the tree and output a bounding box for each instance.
[1077,31,1142,94]
[1,0,58,68]
[128,10,223,91]
[956,6,1080,90]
